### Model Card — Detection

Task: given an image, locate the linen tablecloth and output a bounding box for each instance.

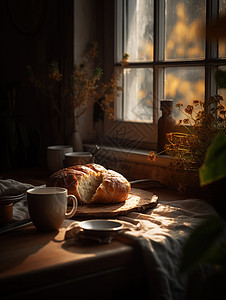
[66,197,220,300]
[115,198,218,300]
[0,179,34,221]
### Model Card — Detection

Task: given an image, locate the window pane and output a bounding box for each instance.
[123,68,153,122]
[125,0,154,62]
[219,0,226,58]
[164,67,205,120]
[165,0,206,61]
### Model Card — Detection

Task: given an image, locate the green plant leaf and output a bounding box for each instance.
[199,133,226,186]
[179,216,224,274]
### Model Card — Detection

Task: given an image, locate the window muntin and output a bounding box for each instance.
[115,0,226,149]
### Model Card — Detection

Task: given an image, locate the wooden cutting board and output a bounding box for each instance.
[73,188,158,218]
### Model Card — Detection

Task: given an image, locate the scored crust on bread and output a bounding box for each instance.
[46,163,131,205]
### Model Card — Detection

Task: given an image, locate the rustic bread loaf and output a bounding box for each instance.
[46,163,131,204]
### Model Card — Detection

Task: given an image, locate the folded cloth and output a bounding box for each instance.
[13,198,30,221]
[65,198,219,300]
[0,179,34,196]
[116,198,219,300]
[0,179,34,222]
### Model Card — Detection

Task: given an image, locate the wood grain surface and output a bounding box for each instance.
[74,188,158,218]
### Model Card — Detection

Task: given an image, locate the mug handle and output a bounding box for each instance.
[65,195,78,219]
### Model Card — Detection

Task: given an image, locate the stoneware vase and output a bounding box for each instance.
[70,110,83,152]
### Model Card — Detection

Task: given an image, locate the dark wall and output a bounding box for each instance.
[0,0,74,171]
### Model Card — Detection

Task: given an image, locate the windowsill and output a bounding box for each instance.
[84,143,202,195]
[84,144,174,167]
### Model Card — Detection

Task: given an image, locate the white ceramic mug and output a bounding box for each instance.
[47,145,73,173]
[27,187,77,232]
[64,152,93,167]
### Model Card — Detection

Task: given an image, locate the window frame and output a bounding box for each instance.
[101,0,226,152]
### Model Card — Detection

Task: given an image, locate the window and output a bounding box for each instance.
[113,0,226,150]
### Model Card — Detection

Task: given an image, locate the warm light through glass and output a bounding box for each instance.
[125,0,154,62]
[165,0,206,60]
[123,68,153,122]
[164,67,205,120]
[219,0,226,58]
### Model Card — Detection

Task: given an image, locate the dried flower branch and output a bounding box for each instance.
[96,53,129,119]
[166,96,226,170]
[70,43,129,119]
[27,43,129,121]
[148,95,226,172]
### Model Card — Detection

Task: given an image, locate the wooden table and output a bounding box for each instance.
[0,220,148,300]
[0,167,205,299]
